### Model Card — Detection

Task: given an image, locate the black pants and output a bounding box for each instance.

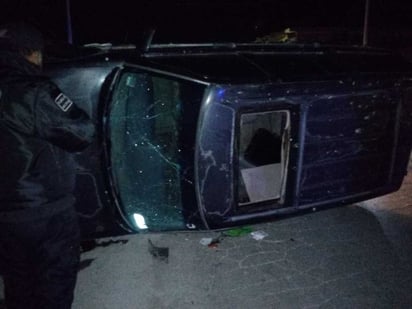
[0,206,80,309]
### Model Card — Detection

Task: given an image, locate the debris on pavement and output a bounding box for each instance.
[200,237,221,248]
[148,239,169,262]
[250,230,269,241]
[199,226,266,248]
[199,238,214,246]
[207,237,221,248]
[222,226,253,237]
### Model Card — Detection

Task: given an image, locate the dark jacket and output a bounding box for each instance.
[0,51,95,218]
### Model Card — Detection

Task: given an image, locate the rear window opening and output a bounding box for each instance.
[237,110,290,206]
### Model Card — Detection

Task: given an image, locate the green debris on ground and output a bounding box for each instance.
[222,226,253,237]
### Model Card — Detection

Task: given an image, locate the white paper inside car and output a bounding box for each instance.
[241,163,282,203]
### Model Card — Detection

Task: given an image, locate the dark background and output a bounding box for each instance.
[2,0,412,48]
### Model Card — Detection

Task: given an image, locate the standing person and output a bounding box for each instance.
[0,22,95,309]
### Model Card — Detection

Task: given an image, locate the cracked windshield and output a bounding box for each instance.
[109,72,206,231]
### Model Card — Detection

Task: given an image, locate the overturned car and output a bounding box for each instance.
[45,42,412,236]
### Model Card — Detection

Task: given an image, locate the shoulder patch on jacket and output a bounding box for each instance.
[54,93,73,112]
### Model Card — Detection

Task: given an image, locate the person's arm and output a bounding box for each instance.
[34,81,95,152]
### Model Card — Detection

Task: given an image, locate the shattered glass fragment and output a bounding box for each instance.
[250,230,268,241]
[148,239,169,262]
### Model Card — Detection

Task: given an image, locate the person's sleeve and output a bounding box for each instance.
[34,81,96,152]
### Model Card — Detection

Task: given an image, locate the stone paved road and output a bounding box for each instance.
[1,163,411,309]
[72,164,412,309]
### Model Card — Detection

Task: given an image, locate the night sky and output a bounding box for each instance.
[2,0,412,47]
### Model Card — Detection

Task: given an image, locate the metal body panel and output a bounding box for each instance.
[197,79,412,228]
[40,45,412,235]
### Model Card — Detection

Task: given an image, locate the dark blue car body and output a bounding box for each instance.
[45,43,412,237]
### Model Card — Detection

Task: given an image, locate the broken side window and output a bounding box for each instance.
[238,111,290,206]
